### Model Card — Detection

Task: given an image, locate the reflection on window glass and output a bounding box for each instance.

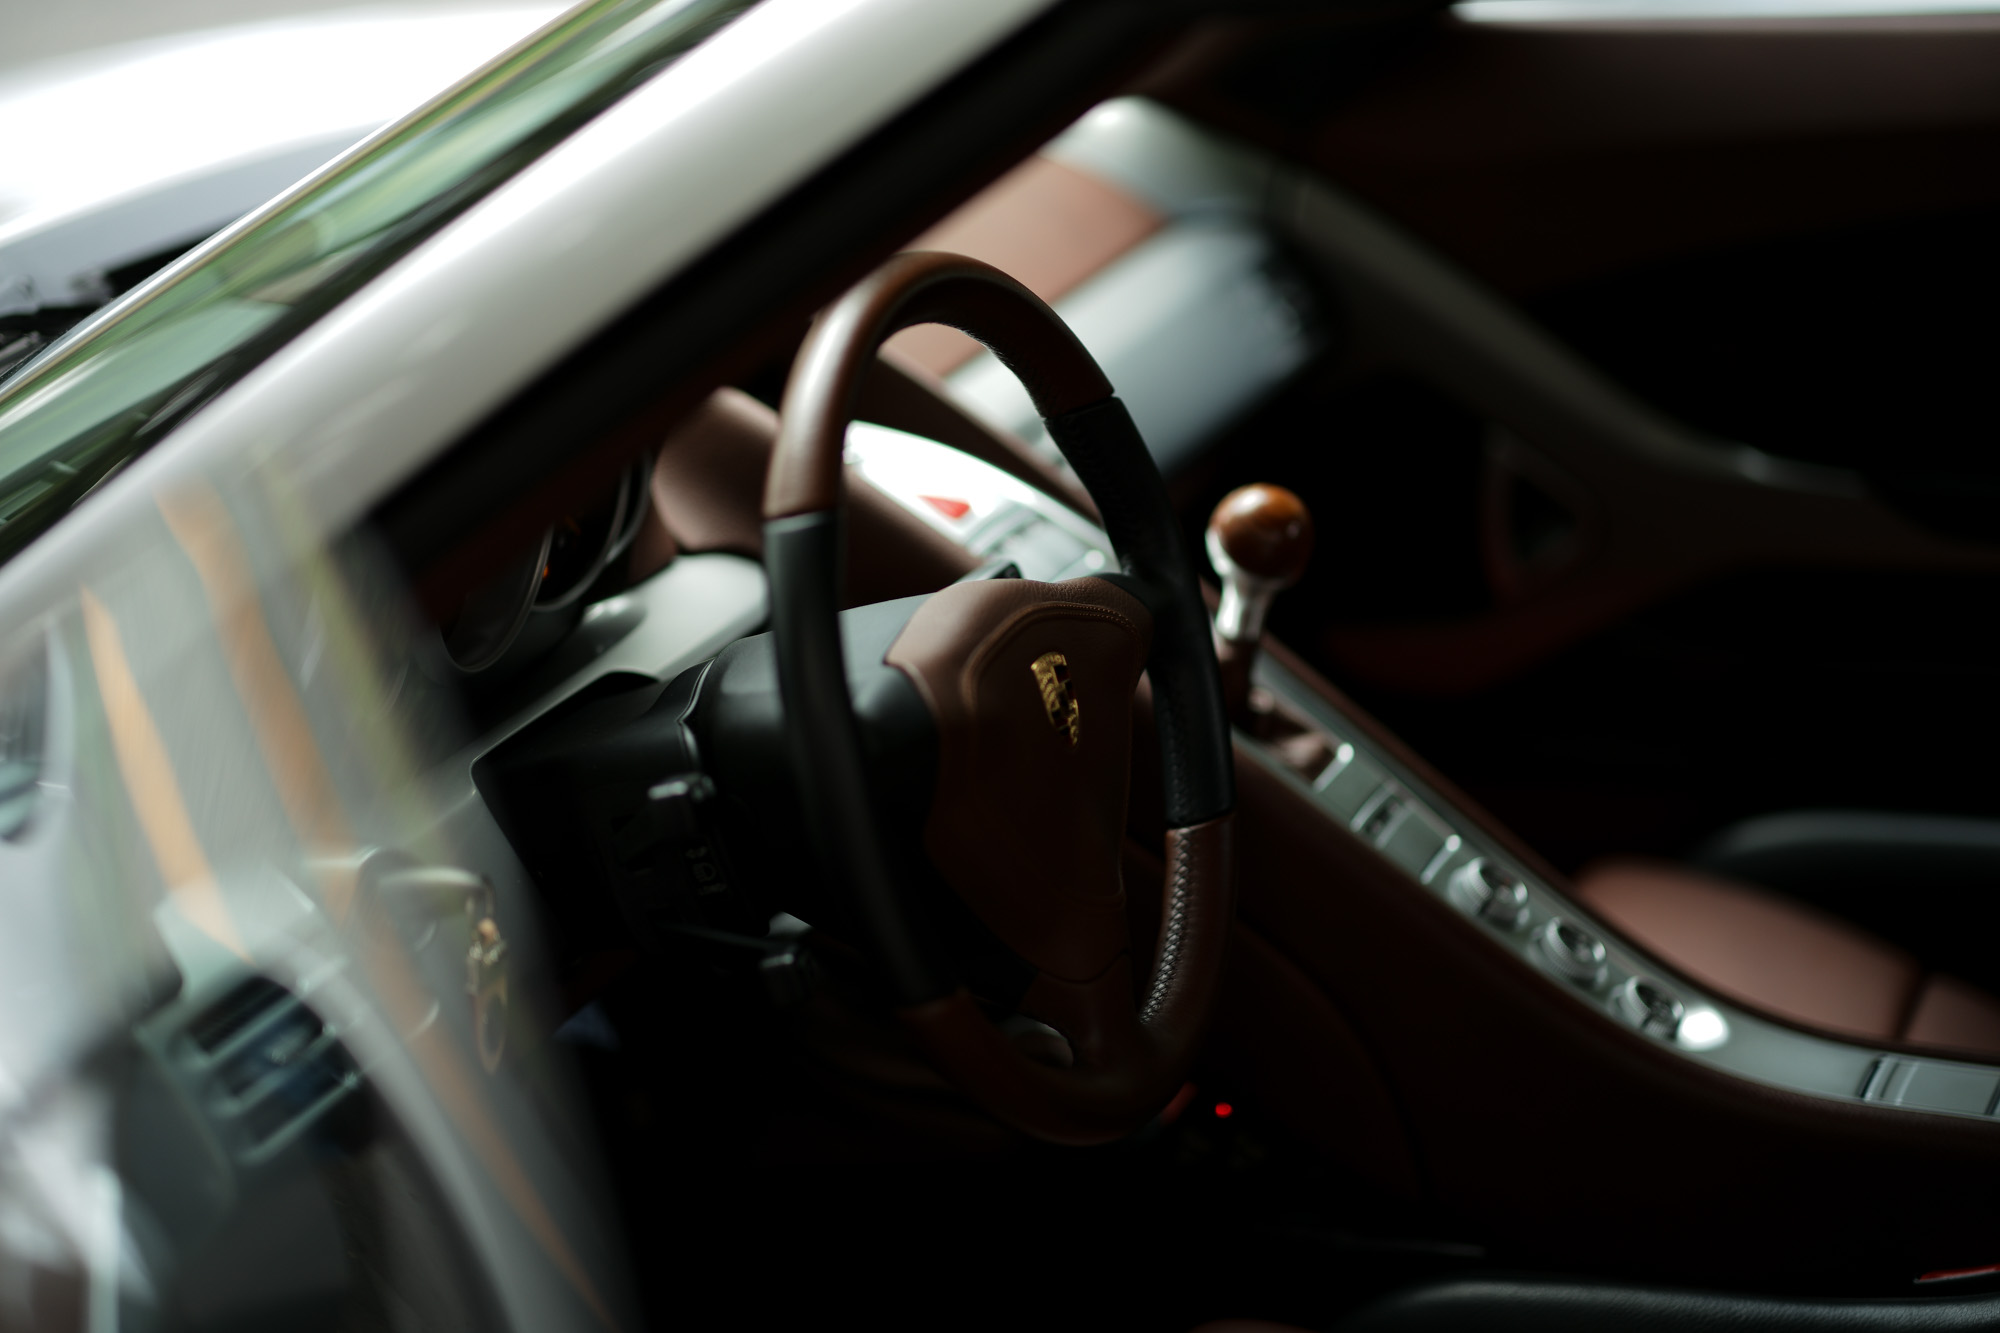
[0,0,755,564]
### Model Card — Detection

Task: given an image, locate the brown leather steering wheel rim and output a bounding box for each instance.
[763,252,1235,1145]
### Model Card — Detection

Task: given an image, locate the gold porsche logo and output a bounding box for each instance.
[1030,652,1080,747]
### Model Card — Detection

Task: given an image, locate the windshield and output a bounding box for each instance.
[0,0,754,566]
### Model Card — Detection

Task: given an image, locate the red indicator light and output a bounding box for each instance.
[1213,1102,1233,1119]
[921,495,972,520]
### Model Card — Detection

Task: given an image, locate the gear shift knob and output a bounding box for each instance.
[1207,484,1312,726]
[1207,483,1314,644]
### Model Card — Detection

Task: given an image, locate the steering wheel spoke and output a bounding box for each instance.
[1018,955,1145,1071]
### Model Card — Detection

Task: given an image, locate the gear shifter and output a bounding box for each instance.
[1206,483,1314,727]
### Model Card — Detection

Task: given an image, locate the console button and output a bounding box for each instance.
[1615,977,1685,1039]
[1535,918,1607,989]
[1315,751,1385,821]
[1353,788,1409,845]
[1446,858,1528,930]
[1863,1059,2000,1115]
[1380,812,1447,878]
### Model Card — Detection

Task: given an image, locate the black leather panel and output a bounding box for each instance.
[1339,1278,2000,1332]
[762,511,952,1002]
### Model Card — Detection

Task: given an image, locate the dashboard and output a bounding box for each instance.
[412,388,2000,1129]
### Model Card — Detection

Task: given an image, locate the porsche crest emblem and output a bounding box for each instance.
[1030,651,1080,747]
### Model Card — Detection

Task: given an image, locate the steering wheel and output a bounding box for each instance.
[762,251,1235,1145]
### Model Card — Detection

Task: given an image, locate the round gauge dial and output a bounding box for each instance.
[535,463,644,611]
[440,529,552,673]
[537,498,617,609]
[439,459,650,675]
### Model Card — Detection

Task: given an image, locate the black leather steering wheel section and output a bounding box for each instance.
[761,510,955,1004]
[1044,395,1232,825]
[1339,1278,2000,1331]
[761,251,1236,1142]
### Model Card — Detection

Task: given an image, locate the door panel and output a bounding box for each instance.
[1159,9,2000,864]
[1180,12,2000,296]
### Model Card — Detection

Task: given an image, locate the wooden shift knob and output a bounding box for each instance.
[1208,484,1313,588]
[1207,484,1313,726]
[1206,483,1313,648]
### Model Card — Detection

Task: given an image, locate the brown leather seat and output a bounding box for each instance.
[1574,860,2000,1058]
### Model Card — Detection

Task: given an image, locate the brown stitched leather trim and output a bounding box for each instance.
[1905,976,2000,1059]
[1145,817,1234,1056]
[1573,859,1919,1042]
[955,600,1143,703]
[886,576,1150,982]
[650,387,976,601]
[894,814,1235,1144]
[882,156,1163,377]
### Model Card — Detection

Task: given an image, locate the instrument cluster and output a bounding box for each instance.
[438,457,651,678]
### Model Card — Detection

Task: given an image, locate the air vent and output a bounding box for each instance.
[0,643,46,843]
[182,975,361,1163]
[186,975,289,1052]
